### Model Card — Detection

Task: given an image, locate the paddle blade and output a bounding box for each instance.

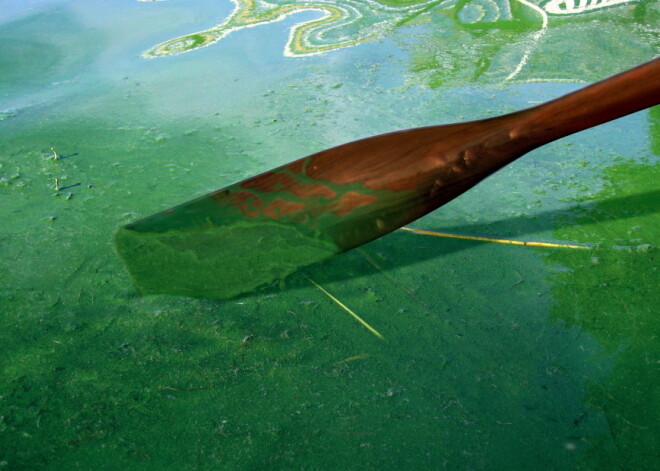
[113,140,420,299]
[114,122,516,299]
[114,217,340,299]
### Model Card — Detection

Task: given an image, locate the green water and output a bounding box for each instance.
[1,1,658,469]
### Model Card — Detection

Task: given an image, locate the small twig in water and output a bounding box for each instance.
[306,276,385,340]
[334,353,370,365]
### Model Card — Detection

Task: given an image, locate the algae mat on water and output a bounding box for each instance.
[1,0,659,469]
[548,160,660,470]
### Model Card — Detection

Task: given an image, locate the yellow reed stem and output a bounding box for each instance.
[400,227,590,250]
[306,277,385,340]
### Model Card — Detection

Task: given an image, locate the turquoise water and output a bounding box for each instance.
[1,1,658,469]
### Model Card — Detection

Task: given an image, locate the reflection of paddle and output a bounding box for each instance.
[115,58,659,299]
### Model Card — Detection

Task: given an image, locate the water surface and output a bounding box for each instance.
[1,1,658,469]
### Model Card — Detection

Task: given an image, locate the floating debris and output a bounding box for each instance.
[0,109,18,121]
[334,353,370,365]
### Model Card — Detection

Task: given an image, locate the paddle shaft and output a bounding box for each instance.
[508,57,659,151]
[321,57,660,247]
[433,58,660,217]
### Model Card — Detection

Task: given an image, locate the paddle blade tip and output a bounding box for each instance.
[113,219,341,300]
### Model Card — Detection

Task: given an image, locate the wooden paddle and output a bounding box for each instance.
[115,58,660,299]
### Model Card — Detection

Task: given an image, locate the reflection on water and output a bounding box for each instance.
[405,0,655,84]
[142,0,444,58]
[142,0,647,81]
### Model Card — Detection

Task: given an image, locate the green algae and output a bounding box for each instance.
[3,112,627,469]
[115,219,340,299]
[1,1,658,469]
[548,161,660,469]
